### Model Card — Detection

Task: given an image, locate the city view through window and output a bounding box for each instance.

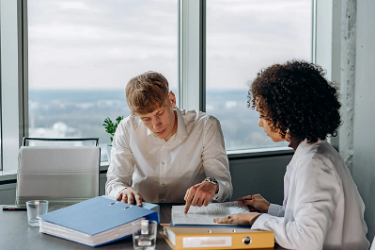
[206,0,312,150]
[28,0,312,161]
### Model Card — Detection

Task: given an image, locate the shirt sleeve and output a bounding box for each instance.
[251,155,340,250]
[268,204,285,217]
[105,119,136,198]
[202,116,233,202]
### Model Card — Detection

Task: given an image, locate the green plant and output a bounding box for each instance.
[103,116,124,144]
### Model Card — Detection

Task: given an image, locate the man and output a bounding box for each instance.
[105,71,232,213]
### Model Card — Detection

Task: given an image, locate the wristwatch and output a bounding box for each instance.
[203,177,219,193]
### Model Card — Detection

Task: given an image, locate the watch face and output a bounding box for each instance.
[210,177,218,183]
[206,177,218,185]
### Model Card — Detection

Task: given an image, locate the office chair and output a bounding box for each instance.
[16,138,100,206]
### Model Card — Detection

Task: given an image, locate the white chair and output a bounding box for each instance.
[16,138,100,206]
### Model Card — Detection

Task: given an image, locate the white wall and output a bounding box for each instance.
[352,0,375,241]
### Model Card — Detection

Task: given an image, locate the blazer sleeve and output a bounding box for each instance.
[252,155,340,250]
[268,204,285,217]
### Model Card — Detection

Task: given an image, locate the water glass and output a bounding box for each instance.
[26,200,49,227]
[132,219,158,250]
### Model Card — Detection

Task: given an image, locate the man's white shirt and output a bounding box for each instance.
[105,108,232,203]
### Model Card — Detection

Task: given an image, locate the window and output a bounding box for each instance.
[0,0,315,172]
[206,0,312,151]
[27,0,178,161]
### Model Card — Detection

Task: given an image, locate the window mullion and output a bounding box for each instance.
[0,0,23,172]
[178,0,205,112]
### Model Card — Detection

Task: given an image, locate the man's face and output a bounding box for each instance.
[138,92,177,141]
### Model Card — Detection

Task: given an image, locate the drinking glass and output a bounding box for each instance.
[132,219,158,250]
[26,200,49,227]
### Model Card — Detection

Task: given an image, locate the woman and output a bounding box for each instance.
[214,61,369,250]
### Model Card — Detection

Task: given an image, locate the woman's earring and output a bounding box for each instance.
[286,129,290,134]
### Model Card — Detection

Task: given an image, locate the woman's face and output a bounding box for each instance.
[255,99,289,143]
[257,116,286,142]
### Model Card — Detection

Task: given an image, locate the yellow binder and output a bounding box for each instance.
[161,224,274,249]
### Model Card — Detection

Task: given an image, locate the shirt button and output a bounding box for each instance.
[161,162,165,165]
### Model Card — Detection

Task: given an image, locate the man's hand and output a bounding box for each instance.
[184,181,217,213]
[236,194,270,213]
[116,187,145,207]
[213,212,261,226]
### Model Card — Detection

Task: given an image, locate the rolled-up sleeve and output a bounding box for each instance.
[202,116,232,202]
[105,119,136,197]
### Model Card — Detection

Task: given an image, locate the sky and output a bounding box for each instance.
[28,0,311,90]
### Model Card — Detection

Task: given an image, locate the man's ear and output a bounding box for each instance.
[169,91,176,108]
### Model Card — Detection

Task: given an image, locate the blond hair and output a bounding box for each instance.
[126,71,169,115]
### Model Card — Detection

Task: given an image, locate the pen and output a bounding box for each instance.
[2,206,27,211]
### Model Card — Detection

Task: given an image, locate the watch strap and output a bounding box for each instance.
[203,177,219,193]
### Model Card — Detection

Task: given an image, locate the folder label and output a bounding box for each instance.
[183,237,232,248]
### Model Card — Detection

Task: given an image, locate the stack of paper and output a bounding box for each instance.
[39,196,159,247]
[172,202,250,226]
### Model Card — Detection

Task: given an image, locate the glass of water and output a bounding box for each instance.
[26,200,49,227]
[132,219,158,250]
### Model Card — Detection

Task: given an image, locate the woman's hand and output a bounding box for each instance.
[213,212,261,226]
[236,194,270,213]
[116,187,145,207]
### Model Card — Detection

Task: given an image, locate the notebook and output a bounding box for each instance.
[171,202,250,227]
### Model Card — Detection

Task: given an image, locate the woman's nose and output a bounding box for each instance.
[258,118,263,127]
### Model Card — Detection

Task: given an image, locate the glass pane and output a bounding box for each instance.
[206,0,312,151]
[28,0,178,161]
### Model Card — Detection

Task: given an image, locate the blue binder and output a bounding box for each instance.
[39,196,159,247]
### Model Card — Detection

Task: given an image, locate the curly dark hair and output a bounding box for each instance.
[247,60,341,143]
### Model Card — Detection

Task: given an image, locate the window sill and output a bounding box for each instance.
[0,170,17,184]
[100,162,109,172]
[0,148,293,182]
[227,146,294,160]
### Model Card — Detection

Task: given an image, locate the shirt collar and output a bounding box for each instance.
[146,107,188,139]
[175,107,188,138]
[291,138,327,162]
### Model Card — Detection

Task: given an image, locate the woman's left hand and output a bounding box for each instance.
[213,212,261,226]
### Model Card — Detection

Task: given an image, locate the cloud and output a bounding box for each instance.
[28,0,311,90]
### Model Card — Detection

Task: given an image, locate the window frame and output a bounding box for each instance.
[0,0,26,173]
[1,0,331,173]
[179,0,317,156]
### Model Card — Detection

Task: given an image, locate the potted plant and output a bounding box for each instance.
[103,116,124,164]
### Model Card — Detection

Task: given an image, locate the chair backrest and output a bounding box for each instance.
[16,140,100,206]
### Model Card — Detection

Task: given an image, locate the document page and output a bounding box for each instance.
[172,202,249,226]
